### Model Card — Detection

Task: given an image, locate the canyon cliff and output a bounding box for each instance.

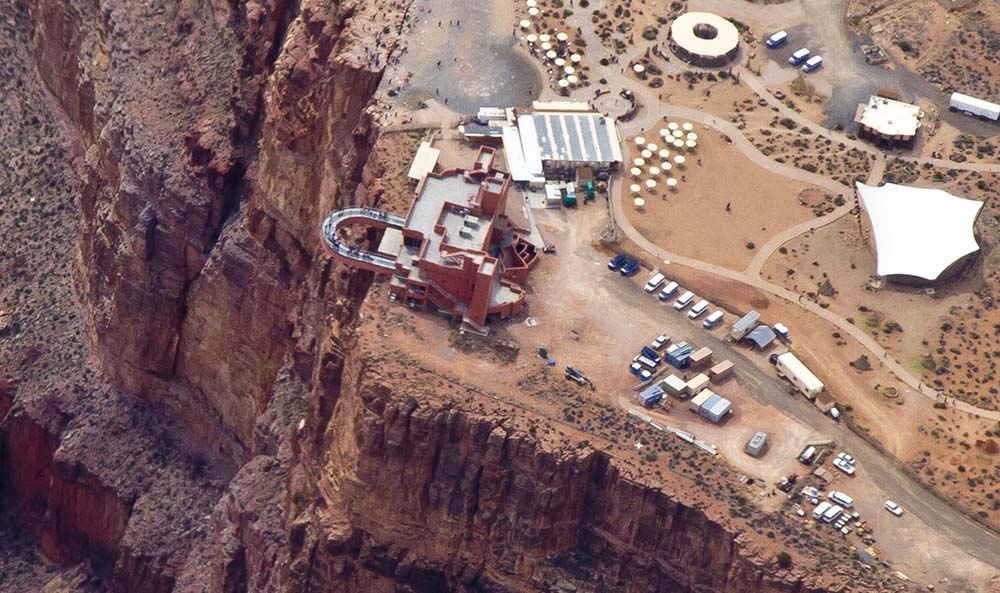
[0,0,905,592]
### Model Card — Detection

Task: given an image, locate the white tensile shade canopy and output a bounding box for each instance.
[856,182,984,281]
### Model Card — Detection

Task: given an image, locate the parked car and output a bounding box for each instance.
[620,258,641,276]
[651,334,671,350]
[836,452,855,465]
[703,310,724,329]
[832,457,856,476]
[884,500,904,516]
[644,272,666,293]
[608,253,628,270]
[766,30,788,48]
[658,281,679,301]
[687,299,709,319]
[801,55,824,72]
[672,291,695,311]
[788,47,811,65]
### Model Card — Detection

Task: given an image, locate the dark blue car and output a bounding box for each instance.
[608,253,628,271]
[620,258,641,276]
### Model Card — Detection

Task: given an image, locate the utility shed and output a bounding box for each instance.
[814,392,836,413]
[745,431,768,457]
[684,373,710,396]
[660,374,687,397]
[709,360,734,383]
[688,389,714,412]
[743,325,777,350]
[699,394,732,424]
[729,311,760,340]
[639,384,665,408]
[688,347,713,370]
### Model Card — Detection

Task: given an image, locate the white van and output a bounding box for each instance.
[812,501,831,520]
[822,504,844,523]
[788,47,810,65]
[801,55,824,72]
[673,291,695,311]
[687,299,710,319]
[798,446,817,464]
[703,310,724,329]
[658,281,679,301]
[766,30,788,48]
[644,272,666,293]
[828,491,854,509]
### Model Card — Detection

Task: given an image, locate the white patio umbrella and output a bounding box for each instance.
[564,65,575,74]
[682,122,694,131]
[660,162,672,171]
[546,50,557,59]
[528,6,539,16]
[632,64,645,73]
[659,128,670,137]
[649,166,661,176]
[672,129,683,138]
[673,155,686,165]
[641,149,652,159]
[687,132,698,141]
[629,183,642,193]
[570,53,581,63]
[645,142,658,151]
[567,74,578,84]
[645,179,657,189]
[554,57,566,66]
[526,0,537,6]
[668,122,679,131]
[526,34,538,43]
[634,136,646,145]
[633,197,646,209]
[557,32,569,42]
[630,167,642,176]
[541,41,552,51]
[658,149,670,159]
[666,177,678,188]
[672,139,684,148]
[539,33,550,42]
[520,19,531,29]
[633,157,646,167]
[685,139,697,149]
[558,79,569,88]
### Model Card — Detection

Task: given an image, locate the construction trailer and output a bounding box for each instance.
[814,392,836,413]
[709,360,734,383]
[745,431,768,457]
[659,374,688,398]
[665,342,694,369]
[949,92,1000,122]
[775,352,825,398]
[688,389,715,412]
[639,384,665,408]
[729,311,760,340]
[684,373,711,397]
[699,394,733,424]
[688,347,713,370]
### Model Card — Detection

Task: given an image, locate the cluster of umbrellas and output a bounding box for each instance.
[657,121,699,151]
[629,136,686,208]
[520,1,584,89]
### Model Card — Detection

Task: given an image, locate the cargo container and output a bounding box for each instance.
[660,374,687,397]
[745,431,768,457]
[775,352,824,398]
[700,395,732,424]
[685,373,710,396]
[688,347,713,370]
[709,360,734,383]
[729,311,760,340]
[688,388,714,412]
[639,384,665,408]
[949,92,1000,122]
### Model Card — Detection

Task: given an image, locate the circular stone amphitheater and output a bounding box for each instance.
[668,12,740,67]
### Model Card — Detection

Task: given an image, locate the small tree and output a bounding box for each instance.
[777,551,792,568]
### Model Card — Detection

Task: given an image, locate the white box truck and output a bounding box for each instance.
[949,92,1000,122]
[775,352,824,398]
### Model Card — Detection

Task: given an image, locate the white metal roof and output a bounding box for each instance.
[517,112,623,165]
[950,92,1000,118]
[855,96,922,137]
[406,142,440,181]
[777,352,824,393]
[856,182,983,280]
[670,12,740,59]
[502,126,545,183]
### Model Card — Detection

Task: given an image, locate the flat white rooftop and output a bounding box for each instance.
[407,142,441,181]
[855,96,922,138]
[856,182,983,281]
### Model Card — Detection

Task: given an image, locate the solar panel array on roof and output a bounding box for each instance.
[528,113,618,164]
